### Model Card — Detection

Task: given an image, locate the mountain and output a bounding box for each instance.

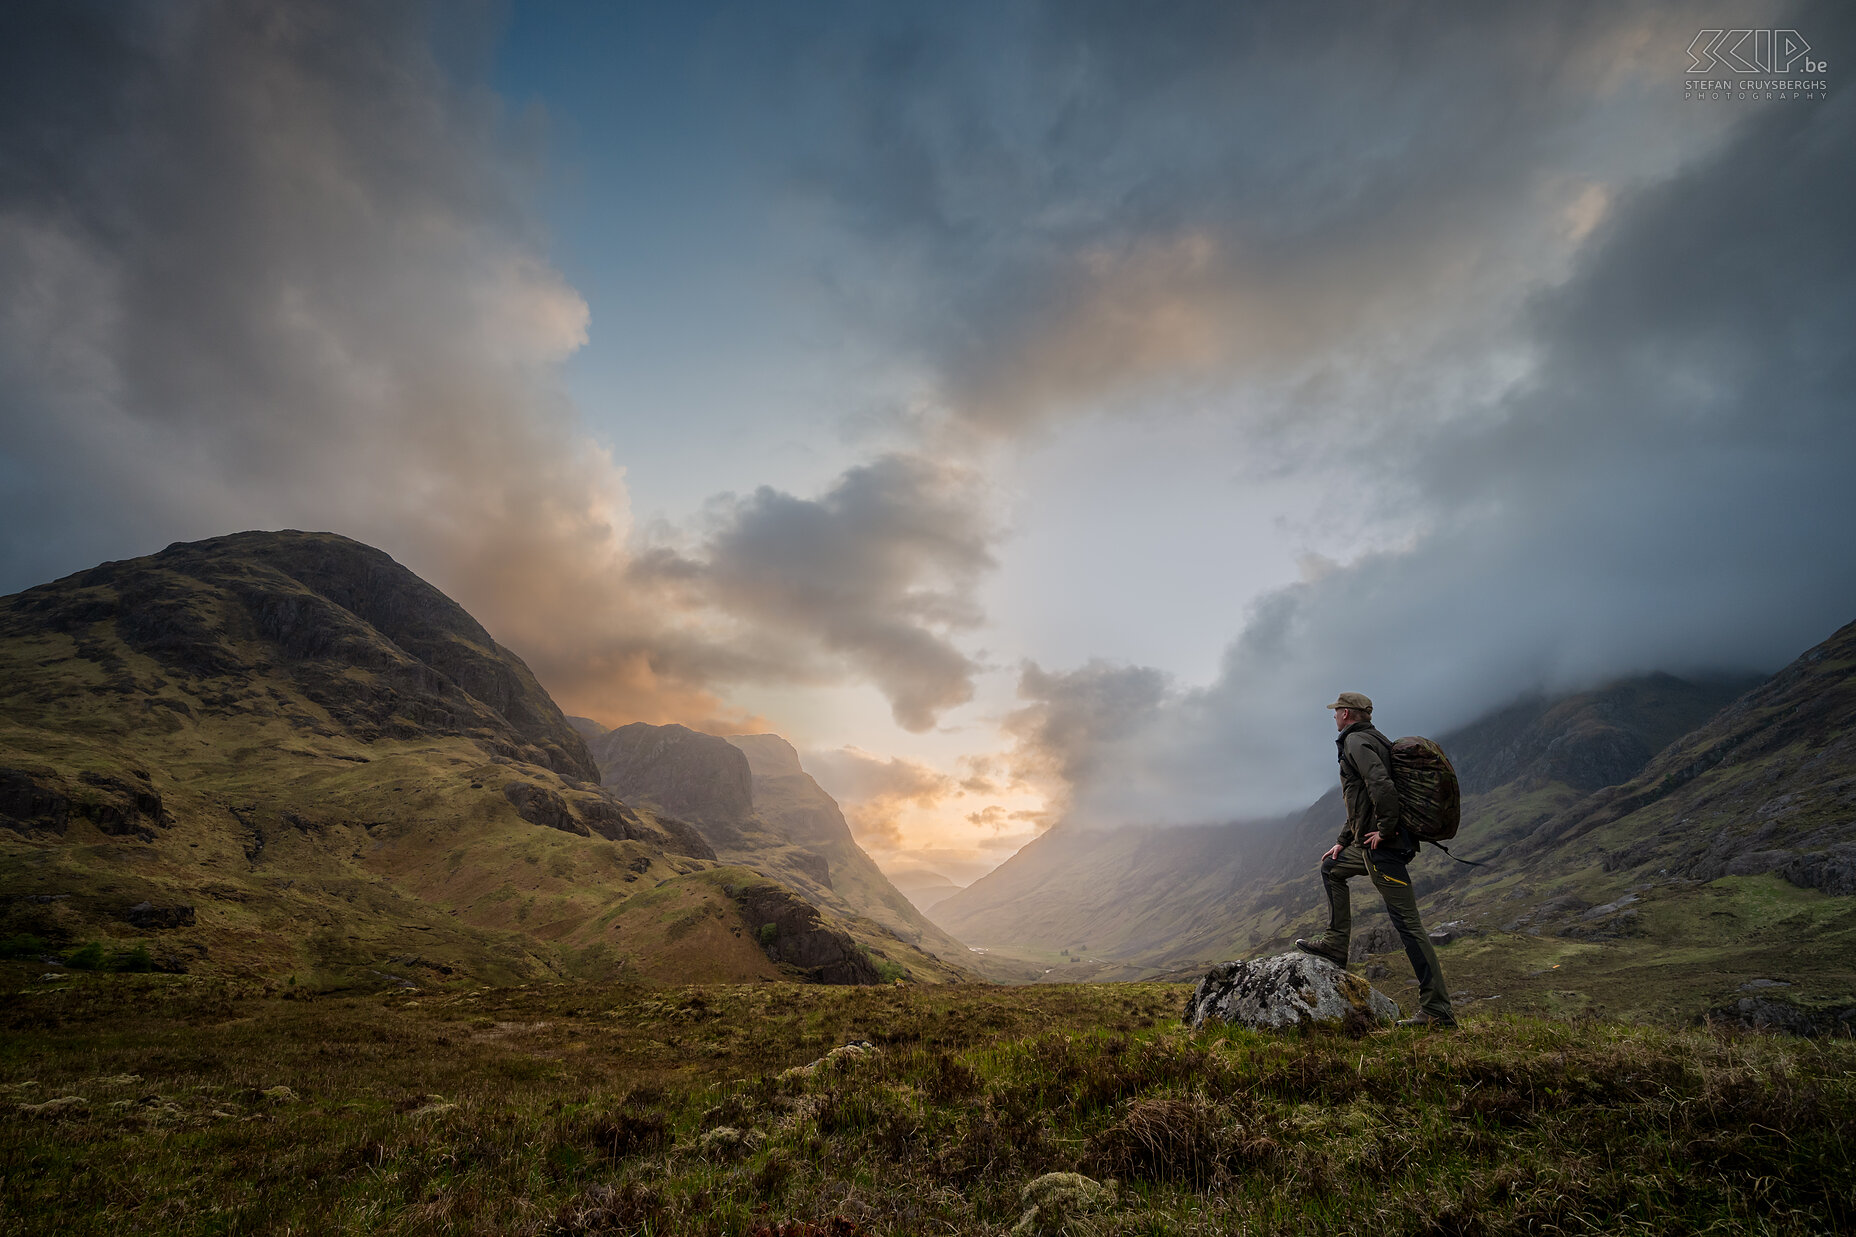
[0,531,944,988]
[571,719,977,981]
[1498,621,1856,898]
[927,660,1856,1025]
[880,862,967,914]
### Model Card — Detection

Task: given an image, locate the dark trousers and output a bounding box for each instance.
[1318,844,1454,1021]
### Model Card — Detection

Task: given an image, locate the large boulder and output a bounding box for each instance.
[733,883,881,985]
[1184,951,1399,1031]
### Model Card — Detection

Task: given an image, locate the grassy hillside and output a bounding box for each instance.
[0,532,950,988]
[4,970,1849,1235]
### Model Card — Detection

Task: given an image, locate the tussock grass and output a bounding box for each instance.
[2,971,1851,1234]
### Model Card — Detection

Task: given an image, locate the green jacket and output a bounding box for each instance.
[1335,722,1404,849]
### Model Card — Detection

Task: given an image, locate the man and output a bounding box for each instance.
[1295,692,1456,1029]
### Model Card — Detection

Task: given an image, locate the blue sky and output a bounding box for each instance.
[3,0,1851,883]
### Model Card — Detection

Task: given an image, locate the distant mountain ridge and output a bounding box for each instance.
[1517,619,1856,893]
[572,718,977,980]
[1443,672,1762,794]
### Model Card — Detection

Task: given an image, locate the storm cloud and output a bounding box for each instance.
[1025,31,1856,826]
[755,0,1776,438]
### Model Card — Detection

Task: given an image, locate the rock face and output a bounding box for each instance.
[1184,952,1399,1031]
[0,766,170,841]
[1347,920,1403,963]
[583,723,755,838]
[734,882,881,985]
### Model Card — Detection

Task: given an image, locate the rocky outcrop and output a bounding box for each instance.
[1780,845,1856,897]
[0,766,169,840]
[503,781,582,835]
[501,779,715,858]
[1347,920,1402,962]
[1679,826,1856,897]
[734,883,881,985]
[0,767,71,836]
[1184,952,1398,1031]
[1709,995,1856,1037]
[124,901,194,929]
[788,849,831,889]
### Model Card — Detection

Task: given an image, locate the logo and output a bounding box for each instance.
[1686,29,1823,75]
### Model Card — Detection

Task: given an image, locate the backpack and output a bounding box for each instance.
[1386,736,1462,845]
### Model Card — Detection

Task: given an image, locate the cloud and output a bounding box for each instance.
[633,453,997,731]
[0,0,663,703]
[1035,16,1856,825]
[1002,660,1171,820]
[0,0,1000,736]
[803,741,1054,875]
[756,0,1767,435]
[807,744,956,804]
[804,744,957,848]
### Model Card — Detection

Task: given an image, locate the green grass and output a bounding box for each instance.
[3,971,1851,1235]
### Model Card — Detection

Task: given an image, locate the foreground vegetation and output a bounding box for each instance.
[3,971,1852,1235]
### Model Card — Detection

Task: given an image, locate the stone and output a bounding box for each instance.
[1347,920,1402,962]
[125,901,195,929]
[1709,996,1856,1037]
[1780,845,1856,897]
[698,1125,764,1159]
[1011,1172,1114,1236]
[1184,951,1399,1031]
[778,1041,878,1083]
[18,1095,88,1118]
[502,781,587,836]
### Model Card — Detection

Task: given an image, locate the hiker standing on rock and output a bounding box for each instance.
[1296,692,1457,1029]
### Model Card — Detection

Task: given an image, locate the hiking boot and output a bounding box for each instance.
[1293,938,1347,966]
[1396,1012,1457,1030]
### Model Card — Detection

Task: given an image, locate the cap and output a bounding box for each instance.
[1326,692,1373,712]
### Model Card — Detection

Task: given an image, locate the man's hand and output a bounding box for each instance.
[1364,831,1382,850]
[1322,843,1343,862]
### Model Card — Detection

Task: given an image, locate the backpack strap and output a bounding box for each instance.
[1426,840,1490,867]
